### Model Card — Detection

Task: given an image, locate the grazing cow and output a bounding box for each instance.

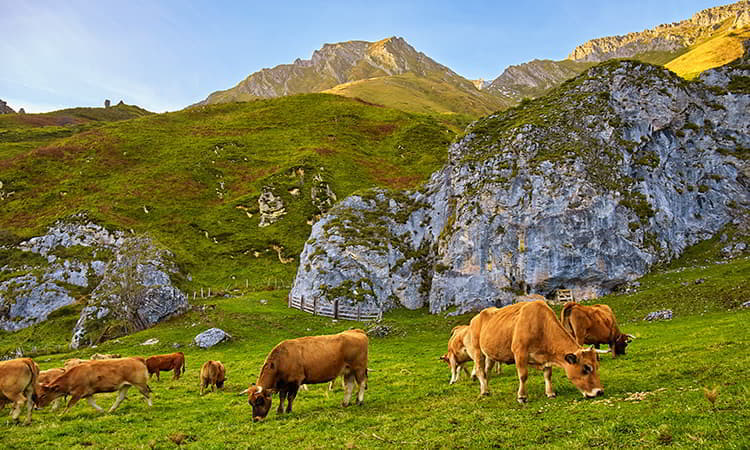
[146,352,185,381]
[64,358,88,369]
[439,325,499,384]
[36,357,152,413]
[561,302,634,358]
[199,361,226,395]
[241,329,368,421]
[0,358,39,424]
[91,353,122,360]
[470,300,606,402]
[36,368,66,410]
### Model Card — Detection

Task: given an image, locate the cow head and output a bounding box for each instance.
[439,354,450,364]
[561,348,603,398]
[241,384,273,421]
[216,376,225,389]
[36,383,63,407]
[613,334,634,356]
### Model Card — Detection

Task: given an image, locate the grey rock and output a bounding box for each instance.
[141,338,159,346]
[194,328,231,348]
[644,310,673,321]
[258,188,287,227]
[172,343,182,349]
[0,275,75,331]
[292,56,750,318]
[741,301,750,308]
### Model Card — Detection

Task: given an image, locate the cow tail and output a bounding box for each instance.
[182,354,186,375]
[24,359,39,403]
[561,302,577,337]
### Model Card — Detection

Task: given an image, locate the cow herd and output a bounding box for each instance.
[0,298,631,426]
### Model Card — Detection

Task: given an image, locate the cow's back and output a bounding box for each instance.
[63,357,148,391]
[0,358,37,397]
[277,330,368,384]
[472,304,525,363]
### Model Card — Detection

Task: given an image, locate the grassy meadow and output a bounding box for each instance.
[1,251,748,449]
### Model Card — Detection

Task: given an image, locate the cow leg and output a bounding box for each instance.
[137,384,152,407]
[514,354,529,404]
[342,374,355,407]
[543,366,556,398]
[23,388,33,425]
[6,392,23,422]
[63,394,82,414]
[328,380,335,391]
[286,385,299,413]
[200,381,206,396]
[276,390,287,414]
[461,363,471,379]
[485,359,496,381]
[211,383,216,393]
[475,351,490,396]
[87,396,104,412]
[449,356,459,384]
[173,368,179,381]
[109,386,130,412]
[156,371,160,381]
[355,370,367,406]
[51,397,62,411]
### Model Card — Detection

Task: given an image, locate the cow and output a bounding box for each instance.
[0,358,39,424]
[439,325,500,384]
[36,368,66,410]
[146,352,185,381]
[241,329,368,422]
[36,357,152,413]
[91,353,122,360]
[64,358,88,369]
[561,302,634,358]
[199,361,226,395]
[469,300,607,402]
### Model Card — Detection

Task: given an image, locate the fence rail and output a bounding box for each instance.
[288,295,381,321]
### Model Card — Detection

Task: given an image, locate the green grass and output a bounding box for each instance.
[0,94,455,291]
[1,251,749,448]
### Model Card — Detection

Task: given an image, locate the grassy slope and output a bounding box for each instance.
[666,27,750,79]
[1,231,749,448]
[0,94,457,291]
[323,72,509,117]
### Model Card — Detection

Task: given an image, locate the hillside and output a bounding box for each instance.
[197,37,506,117]
[0,94,456,299]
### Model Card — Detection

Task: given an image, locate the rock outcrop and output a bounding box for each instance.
[0,216,188,347]
[487,59,592,104]
[194,328,231,348]
[0,99,15,114]
[568,1,750,62]
[291,55,750,316]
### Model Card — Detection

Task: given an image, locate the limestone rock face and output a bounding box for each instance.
[568,1,750,62]
[0,216,188,348]
[258,189,287,227]
[292,57,750,316]
[194,328,231,348]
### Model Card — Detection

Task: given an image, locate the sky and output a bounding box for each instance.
[0,0,731,113]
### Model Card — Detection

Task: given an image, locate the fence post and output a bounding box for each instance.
[201,287,204,298]
[334,299,339,319]
[357,303,361,321]
[288,295,291,308]
[313,297,318,316]
[208,287,211,297]
[302,296,306,312]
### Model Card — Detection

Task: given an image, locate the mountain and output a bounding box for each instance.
[0,94,458,341]
[291,50,750,315]
[198,37,508,117]
[488,1,750,103]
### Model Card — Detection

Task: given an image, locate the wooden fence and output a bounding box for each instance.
[288,295,382,321]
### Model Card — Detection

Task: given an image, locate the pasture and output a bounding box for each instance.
[2,257,750,448]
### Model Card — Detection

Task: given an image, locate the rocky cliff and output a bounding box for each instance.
[291,53,750,315]
[0,100,15,114]
[200,37,476,104]
[568,1,750,62]
[0,216,188,348]
[486,59,593,103]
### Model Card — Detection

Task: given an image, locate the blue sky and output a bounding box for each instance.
[0,0,729,113]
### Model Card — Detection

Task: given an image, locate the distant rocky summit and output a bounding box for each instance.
[0,215,188,348]
[292,51,750,316]
[0,99,16,114]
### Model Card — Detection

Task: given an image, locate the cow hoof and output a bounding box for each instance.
[517,397,528,404]
[357,400,363,407]
[546,393,557,399]
[341,401,350,408]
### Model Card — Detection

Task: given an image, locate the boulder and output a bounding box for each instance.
[194,328,231,348]
[644,310,673,321]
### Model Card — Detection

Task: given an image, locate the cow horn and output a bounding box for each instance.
[594,349,611,354]
[626,334,636,340]
[239,388,249,395]
[256,386,263,394]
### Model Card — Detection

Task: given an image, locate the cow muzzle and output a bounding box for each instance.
[253,416,264,423]
[584,388,603,398]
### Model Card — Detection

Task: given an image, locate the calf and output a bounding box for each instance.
[439,325,499,384]
[242,329,368,421]
[146,352,185,381]
[0,358,39,424]
[64,358,88,369]
[199,361,226,395]
[561,302,634,357]
[91,353,122,360]
[470,301,606,402]
[36,368,66,410]
[37,357,152,413]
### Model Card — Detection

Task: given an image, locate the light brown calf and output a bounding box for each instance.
[199,360,226,395]
[242,329,368,421]
[439,325,499,384]
[36,368,66,410]
[64,358,88,370]
[561,302,634,357]
[470,301,605,403]
[146,352,185,381]
[0,358,39,424]
[37,357,152,413]
[91,353,122,360]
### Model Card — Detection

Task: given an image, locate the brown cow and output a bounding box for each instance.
[439,325,499,384]
[561,302,634,358]
[470,300,606,402]
[64,358,88,369]
[0,358,39,424]
[241,329,368,421]
[199,360,226,395]
[37,357,152,413]
[146,352,185,381]
[36,368,66,410]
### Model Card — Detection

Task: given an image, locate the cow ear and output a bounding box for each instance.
[564,353,578,365]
